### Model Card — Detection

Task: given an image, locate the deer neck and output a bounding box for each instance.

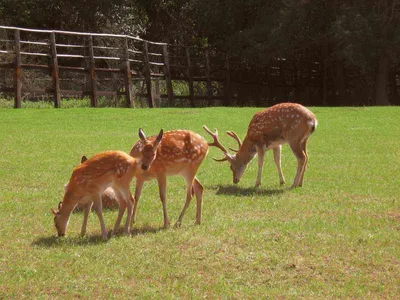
[59,191,79,220]
[236,137,257,165]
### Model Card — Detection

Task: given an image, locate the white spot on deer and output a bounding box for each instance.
[175,157,188,163]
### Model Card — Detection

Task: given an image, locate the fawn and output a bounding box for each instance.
[51,151,139,240]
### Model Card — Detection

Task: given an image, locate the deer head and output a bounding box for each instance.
[50,202,67,237]
[138,128,164,171]
[203,125,255,184]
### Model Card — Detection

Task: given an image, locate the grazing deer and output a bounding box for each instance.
[129,129,209,228]
[74,156,120,211]
[69,129,164,237]
[50,151,140,240]
[204,103,318,188]
[68,155,122,237]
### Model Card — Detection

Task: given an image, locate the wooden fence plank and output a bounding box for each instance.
[186,48,195,107]
[162,44,174,106]
[50,32,61,108]
[205,49,213,106]
[224,54,231,106]
[14,29,22,108]
[122,37,134,108]
[87,35,98,107]
[142,41,154,107]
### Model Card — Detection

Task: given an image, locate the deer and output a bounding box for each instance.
[74,156,120,211]
[128,129,209,228]
[67,155,123,236]
[54,129,164,239]
[204,103,318,188]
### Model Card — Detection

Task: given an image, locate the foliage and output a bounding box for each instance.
[0,107,399,297]
[0,0,145,35]
[0,0,400,105]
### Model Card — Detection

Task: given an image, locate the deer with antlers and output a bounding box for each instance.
[129,129,209,228]
[204,103,318,188]
[51,129,164,239]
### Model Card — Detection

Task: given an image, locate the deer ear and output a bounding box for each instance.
[139,128,146,141]
[50,208,58,216]
[58,202,62,210]
[81,156,87,163]
[154,129,164,148]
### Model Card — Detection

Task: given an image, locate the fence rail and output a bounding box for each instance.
[0,25,240,108]
[1,25,374,108]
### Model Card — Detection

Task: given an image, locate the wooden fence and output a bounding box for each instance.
[3,26,394,108]
[0,25,237,108]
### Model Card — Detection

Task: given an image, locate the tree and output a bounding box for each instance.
[335,0,400,105]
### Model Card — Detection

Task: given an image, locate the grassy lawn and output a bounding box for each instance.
[0,105,399,298]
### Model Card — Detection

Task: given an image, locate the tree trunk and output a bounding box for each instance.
[374,53,390,105]
[389,68,400,105]
[335,61,347,106]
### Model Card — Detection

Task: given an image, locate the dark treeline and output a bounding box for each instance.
[1,0,399,106]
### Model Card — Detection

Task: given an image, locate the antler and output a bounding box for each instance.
[226,131,242,152]
[203,125,231,162]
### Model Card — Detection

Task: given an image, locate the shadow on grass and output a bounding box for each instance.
[209,184,287,197]
[32,225,165,248]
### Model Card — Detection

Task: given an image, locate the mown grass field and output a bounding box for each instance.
[0,105,399,298]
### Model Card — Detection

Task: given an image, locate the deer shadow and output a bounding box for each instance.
[32,225,165,248]
[209,184,287,197]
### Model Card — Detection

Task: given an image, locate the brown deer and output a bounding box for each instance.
[67,156,123,237]
[74,156,120,212]
[204,103,318,188]
[51,151,140,240]
[129,129,209,228]
[58,129,164,238]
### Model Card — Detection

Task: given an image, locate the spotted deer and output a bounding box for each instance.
[69,155,122,236]
[58,129,164,238]
[129,129,209,228]
[74,156,120,211]
[204,103,318,188]
[51,151,140,240]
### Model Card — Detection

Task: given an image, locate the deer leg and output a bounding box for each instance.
[80,201,93,237]
[175,174,195,228]
[193,177,204,225]
[289,141,307,188]
[255,146,266,187]
[273,145,286,185]
[157,173,170,228]
[120,188,133,235]
[92,195,108,240]
[131,179,144,226]
[111,191,126,235]
[298,139,309,187]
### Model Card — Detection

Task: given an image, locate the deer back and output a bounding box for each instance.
[130,130,209,177]
[66,151,138,198]
[246,103,317,147]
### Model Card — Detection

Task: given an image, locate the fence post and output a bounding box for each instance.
[186,47,195,107]
[122,37,134,108]
[205,49,213,106]
[162,44,174,106]
[50,32,61,108]
[14,29,22,108]
[224,53,231,106]
[87,35,98,107]
[142,41,154,108]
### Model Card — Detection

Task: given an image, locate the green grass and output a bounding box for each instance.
[0,106,399,298]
